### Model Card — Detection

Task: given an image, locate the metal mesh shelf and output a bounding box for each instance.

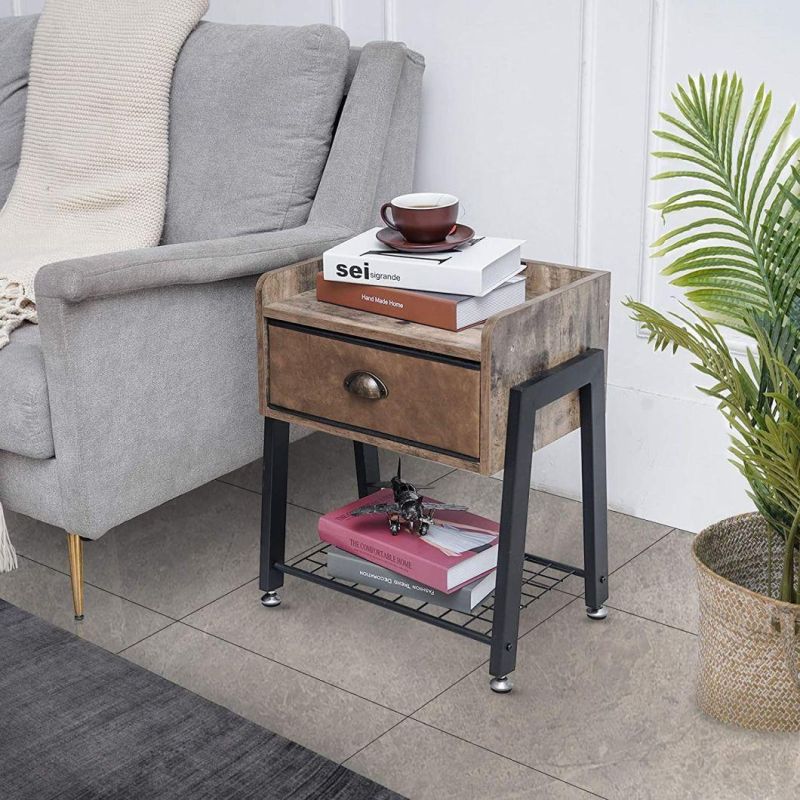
[278,542,581,645]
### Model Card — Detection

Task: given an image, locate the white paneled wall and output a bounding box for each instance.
[14,0,43,13]
[8,0,793,531]
[205,0,331,27]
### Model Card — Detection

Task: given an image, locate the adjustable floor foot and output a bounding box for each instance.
[490,675,513,694]
[586,605,608,620]
[261,591,281,608]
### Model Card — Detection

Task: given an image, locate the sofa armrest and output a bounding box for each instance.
[308,42,424,233]
[34,223,351,303]
[36,274,269,538]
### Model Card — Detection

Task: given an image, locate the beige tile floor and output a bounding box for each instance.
[2,432,797,800]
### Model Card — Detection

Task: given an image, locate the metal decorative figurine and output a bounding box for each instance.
[348,459,467,536]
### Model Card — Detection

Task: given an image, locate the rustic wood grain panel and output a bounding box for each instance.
[257,257,322,415]
[262,259,591,362]
[268,323,482,459]
[481,270,610,473]
[522,260,597,297]
[258,257,610,476]
[266,290,484,361]
[263,405,482,473]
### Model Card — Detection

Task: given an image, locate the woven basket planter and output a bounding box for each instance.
[693,513,800,731]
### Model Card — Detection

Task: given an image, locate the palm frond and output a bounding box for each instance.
[630,72,800,601]
[651,73,800,324]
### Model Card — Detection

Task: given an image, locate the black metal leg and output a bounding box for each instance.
[488,348,609,691]
[353,441,381,498]
[260,418,290,606]
[489,386,535,692]
[580,355,609,617]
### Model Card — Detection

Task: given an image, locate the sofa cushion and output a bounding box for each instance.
[0,16,35,207]
[0,323,54,459]
[163,22,350,244]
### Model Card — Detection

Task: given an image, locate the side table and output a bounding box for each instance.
[255,256,610,692]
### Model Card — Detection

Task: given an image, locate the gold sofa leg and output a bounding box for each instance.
[66,533,84,621]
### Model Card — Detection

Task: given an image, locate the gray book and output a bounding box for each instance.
[326,547,495,613]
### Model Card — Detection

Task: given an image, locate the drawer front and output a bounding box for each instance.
[268,323,481,459]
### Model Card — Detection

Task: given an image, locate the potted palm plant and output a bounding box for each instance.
[626,73,800,731]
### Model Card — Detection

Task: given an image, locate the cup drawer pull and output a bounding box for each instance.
[343,371,389,400]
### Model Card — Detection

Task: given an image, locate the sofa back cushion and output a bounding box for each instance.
[163,22,350,244]
[0,16,35,208]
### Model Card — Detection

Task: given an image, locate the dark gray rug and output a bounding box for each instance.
[0,600,403,800]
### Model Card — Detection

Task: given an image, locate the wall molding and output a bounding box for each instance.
[330,0,343,28]
[636,0,667,317]
[574,0,598,267]
[635,0,749,354]
[383,0,396,41]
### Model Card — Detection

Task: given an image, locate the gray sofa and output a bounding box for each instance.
[0,16,424,618]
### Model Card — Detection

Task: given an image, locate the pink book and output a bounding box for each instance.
[318,489,499,593]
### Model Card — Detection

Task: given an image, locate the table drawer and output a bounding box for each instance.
[267,322,481,459]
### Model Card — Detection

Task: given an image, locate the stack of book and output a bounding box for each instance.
[319,489,500,613]
[318,228,526,331]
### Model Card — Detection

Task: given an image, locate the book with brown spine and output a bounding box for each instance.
[315,272,525,331]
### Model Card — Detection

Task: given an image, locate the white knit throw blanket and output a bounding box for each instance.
[0,0,207,571]
[0,0,208,348]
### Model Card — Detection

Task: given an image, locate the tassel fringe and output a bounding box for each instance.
[0,500,18,572]
[0,277,38,352]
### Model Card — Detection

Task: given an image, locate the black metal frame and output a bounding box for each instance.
[279,542,581,645]
[259,348,608,688]
[353,441,381,498]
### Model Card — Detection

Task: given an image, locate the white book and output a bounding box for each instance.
[326,547,496,613]
[323,228,525,296]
